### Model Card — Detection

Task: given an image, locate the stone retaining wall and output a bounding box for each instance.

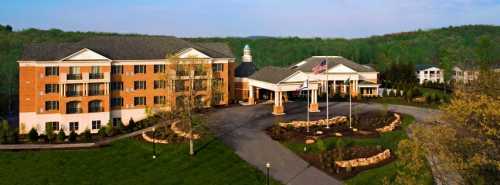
[375,113,401,133]
[141,132,169,144]
[171,121,200,139]
[335,149,391,168]
[279,116,348,128]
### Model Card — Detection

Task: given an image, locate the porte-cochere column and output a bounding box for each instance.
[272,91,285,115]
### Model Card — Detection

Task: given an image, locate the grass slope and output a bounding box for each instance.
[0,137,281,185]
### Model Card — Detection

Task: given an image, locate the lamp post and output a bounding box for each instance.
[152,127,156,159]
[265,162,271,185]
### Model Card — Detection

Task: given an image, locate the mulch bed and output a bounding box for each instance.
[301,146,396,179]
[266,111,399,142]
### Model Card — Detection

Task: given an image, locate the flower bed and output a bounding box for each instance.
[278,116,348,128]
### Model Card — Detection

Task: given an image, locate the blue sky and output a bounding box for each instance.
[1,0,500,38]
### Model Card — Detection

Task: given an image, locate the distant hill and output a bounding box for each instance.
[0,24,500,116]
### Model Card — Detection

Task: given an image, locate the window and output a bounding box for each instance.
[45,84,59,94]
[195,64,206,76]
[213,78,223,89]
[45,121,60,131]
[69,66,80,74]
[67,67,82,80]
[88,83,103,96]
[89,66,103,79]
[92,120,101,130]
[134,81,146,90]
[111,97,123,107]
[212,63,223,72]
[112,118,122,126]
[111,65,123,75]
[154,96,166,105]
[194,80,206,91]
[175,80,185,92]
[45,101,59,111]
[45,67,59,76]
[89,100,103,112]
[134,65,146,74]
[66,84,82,97]
[69,122,79,131]
[154,64,165,73]
[66,101,81,114]
[176,64,187,76]
[111,81,123,91]
[154,80,166,89]
[134,97,146,106]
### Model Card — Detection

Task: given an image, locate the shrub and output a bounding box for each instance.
[389,90,396,97]
[127,118,137,131]
[68,130,78,143]
[28,128,39,142]
[82,129,92,142]
[0,120,9,144]
[98,127,107,138]
[57,129,66,142]
[45,124,55,143]
[316,139,326,152]
[269,125,287,141]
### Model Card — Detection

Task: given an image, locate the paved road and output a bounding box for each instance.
[206,102,444,185]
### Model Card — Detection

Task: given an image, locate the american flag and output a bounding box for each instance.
[312,60,327,74]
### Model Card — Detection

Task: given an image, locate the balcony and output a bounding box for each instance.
[67,74,82,80]
[88,90,105,96]
[194,70,207,76]
[89,107,104,113]
[66,91,83,97]
[89,73,104,79]
[66,108,83,114]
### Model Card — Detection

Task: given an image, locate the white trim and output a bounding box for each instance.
[61,48,111,61]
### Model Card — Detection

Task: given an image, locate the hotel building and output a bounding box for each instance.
[18,36,235,134]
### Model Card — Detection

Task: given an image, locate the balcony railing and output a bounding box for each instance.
[194,70,207,76]
[176,71,189,76]
[66,108,83,114]
[67,74,82,80]
[89,73,104,79]
[89,107,104,113]
[88,90,105,96]
[66,91,83,97]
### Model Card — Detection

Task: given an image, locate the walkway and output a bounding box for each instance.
[206,101,451,185]
[0,125,158,150]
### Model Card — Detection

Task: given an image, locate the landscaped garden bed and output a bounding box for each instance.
[266,111,400,141]
[266,111,425,183]
[141,120,201,144]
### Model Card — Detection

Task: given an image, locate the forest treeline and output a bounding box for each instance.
[1,24,500,117]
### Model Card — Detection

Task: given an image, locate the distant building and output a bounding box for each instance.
[416,64,444,84]
[246,56,380,115]
[18,36,235,134]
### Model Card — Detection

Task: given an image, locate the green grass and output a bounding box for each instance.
[0,136,281,185]
[282,115,433,185]
[366,97,441,109]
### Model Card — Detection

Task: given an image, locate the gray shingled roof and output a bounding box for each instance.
[415,64,439,71]
[248,66,297,84]
[20,36,233,61]
[235,62,257,77]
[293,56,376,72]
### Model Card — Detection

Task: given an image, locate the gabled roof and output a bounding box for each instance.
[416,64,439,71]
[292,56,376,72]
[20,36,234,61]
[248,66,297,84]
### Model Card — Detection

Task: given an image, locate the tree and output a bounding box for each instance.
[394,139,429,185]
[416,69,500,184]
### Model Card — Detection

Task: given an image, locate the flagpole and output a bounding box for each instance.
[325,58,330,129]
[306,78,310,133]
[349,75,352,129]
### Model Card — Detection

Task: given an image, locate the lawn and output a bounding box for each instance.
[0,136,281,185]
[282,115,434,185]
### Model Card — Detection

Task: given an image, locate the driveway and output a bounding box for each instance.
[206,102,442,185]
